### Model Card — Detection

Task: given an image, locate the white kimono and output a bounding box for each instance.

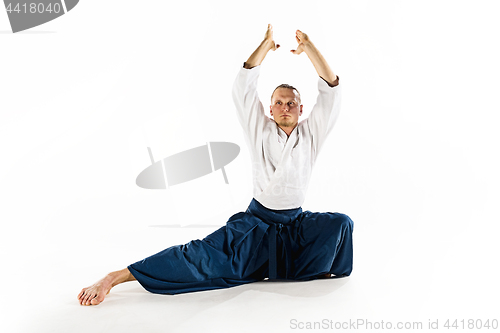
[232,66,342,210]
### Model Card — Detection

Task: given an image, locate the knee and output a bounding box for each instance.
[334,213,353,232]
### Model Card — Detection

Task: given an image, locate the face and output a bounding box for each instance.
[270,88,303,132]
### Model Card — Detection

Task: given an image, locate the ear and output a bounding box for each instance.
[270,105,273,116]
[299,105,303,116]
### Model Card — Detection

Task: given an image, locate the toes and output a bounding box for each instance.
[79,291,87,305]
[79,289,105,306]
[90,296,101,306]
[78,283,110,306]
[81,293,88,305]
[87,294,96,306]
[93,291,105,305]
[83,292,94,306]
[78,288,88,301]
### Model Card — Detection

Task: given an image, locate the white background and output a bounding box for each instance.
[1,1,499,332]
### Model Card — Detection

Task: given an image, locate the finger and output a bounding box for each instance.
[266,24,273,38]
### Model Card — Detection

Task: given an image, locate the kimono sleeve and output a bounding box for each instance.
[232,66,268,144]
[305,77,342,153]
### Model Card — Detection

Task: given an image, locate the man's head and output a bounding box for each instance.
[270,84,303,133]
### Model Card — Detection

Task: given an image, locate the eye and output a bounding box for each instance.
[276,101,282,105]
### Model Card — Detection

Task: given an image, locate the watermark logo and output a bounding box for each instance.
[136,142,240,189]
[3,0,79,33]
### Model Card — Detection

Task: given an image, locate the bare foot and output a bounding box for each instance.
[78,268,136,306]
[318,273,334,279]
[78,275,114,306]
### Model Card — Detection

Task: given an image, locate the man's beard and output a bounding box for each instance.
[276,118,296,128]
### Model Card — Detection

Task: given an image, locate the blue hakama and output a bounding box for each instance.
[128,199,353,295]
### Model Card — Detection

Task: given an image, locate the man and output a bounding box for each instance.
[78,25,353,306]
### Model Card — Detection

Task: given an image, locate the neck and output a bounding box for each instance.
[277,123,297,137]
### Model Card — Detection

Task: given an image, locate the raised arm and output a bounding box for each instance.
[244,24,280,69]
[291,30,338,87]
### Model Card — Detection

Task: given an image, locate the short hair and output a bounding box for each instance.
[271,84,301,105]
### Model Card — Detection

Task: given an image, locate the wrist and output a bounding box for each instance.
[261,39,275,51]
[303,41,316,53]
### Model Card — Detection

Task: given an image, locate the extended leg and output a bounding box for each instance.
[127,213,270,295]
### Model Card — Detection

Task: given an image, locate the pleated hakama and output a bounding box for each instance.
[128,199,353,295]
